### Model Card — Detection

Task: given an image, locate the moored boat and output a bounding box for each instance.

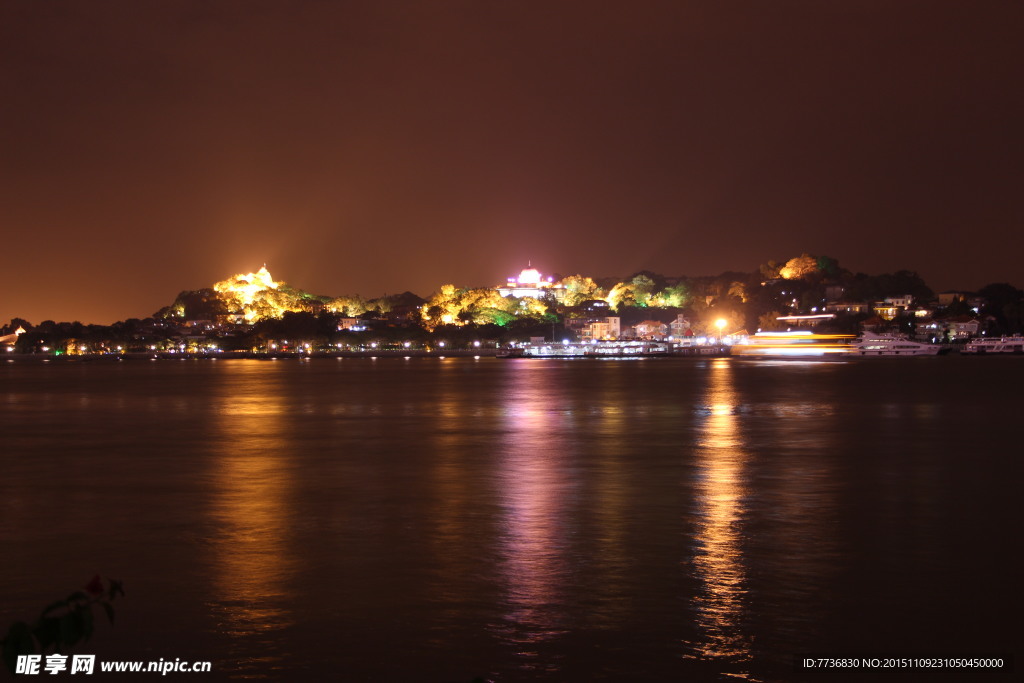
[852,333,941,356]
[961,336,1024,354]
[506,340,669,358]
[498,339,727,358]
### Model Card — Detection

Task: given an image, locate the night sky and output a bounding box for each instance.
[2,0,1022,324]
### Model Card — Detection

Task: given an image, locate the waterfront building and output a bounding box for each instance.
[580,317,621,340]
[825,301,870,314]
[669,314,692,337]
[885,295,915,308]
[937,315,981,339]
[914,315,981,341]
[776,313,836,328]
[337,318,368,332]
[860,315,886,332]
[914,318,946,342]
[873,295,915,320]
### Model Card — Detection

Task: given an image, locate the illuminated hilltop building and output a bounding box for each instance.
[211,265,323,323]
[497,263,566,302]
[214,265,280,306]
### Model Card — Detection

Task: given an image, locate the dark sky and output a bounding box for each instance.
[2,0,1022,324]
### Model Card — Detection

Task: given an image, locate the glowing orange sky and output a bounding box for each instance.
[2,1,1021,324]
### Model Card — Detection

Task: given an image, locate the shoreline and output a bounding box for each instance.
[2,347,738,362]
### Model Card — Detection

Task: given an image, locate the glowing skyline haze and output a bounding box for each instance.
[2,0,1021,324]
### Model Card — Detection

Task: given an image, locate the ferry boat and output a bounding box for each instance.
[502,340,669,358]
[961,336,1024,354]
[851,333,941,356]
[730,331,854,357]
[499,340,728,358]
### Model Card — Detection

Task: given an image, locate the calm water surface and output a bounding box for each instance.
[1,357,1019,681]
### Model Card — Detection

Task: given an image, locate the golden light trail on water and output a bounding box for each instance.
[686,358,755,674]
[209,365,296,675]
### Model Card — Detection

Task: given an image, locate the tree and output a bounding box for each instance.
[759,260,783,280]
[758,311,788,331]
[816,255,841,277]
[630,274,656,306]
[326,295,368,316]
[517,296,550,319]
[557,275,602,306]
[779,254,820,280]
[649,282,690,308]
[978,283,1024,333]
[977,283,1021,312]
[626,270,667,291]
[158,288,229,320]
[605,283,631,311]
[853,270,933,302]
[727,281,747,302]
[421,286,527,330]
[2,318,32,335]
[421,284,463,329]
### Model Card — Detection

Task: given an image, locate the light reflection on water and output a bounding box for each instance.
[493,364,572,675]
[208,366,296,678]
[685,358,754,675]
[586,399,632,633]
[423,364,492,652]
[1,357,1019,682]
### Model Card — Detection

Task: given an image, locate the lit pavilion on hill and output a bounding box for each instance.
[496,263,566,302]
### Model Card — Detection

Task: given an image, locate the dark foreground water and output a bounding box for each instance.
[1,356,1020,681]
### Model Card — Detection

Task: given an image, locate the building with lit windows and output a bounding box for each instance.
[580,317,621,340]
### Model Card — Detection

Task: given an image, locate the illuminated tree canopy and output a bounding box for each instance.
[779,254,821,280]
[557,275,604,306]
[419,284,554,330]
[326,295,368,317]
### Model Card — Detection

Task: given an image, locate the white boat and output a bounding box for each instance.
[507,340,671,358]
[961,336,1024,354]
[852,333,940,356]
